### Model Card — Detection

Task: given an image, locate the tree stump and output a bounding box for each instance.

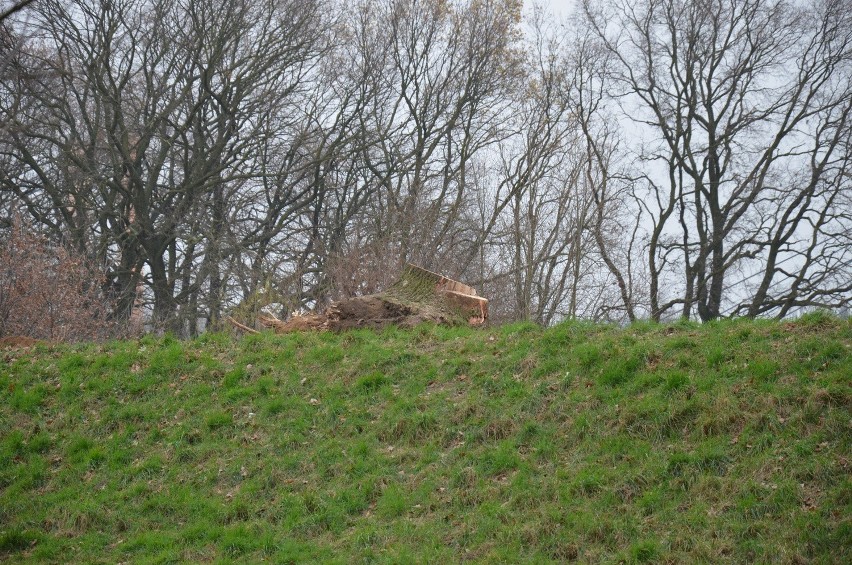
[258,264,488,332]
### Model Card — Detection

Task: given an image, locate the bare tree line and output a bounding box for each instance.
[1,0,849,336]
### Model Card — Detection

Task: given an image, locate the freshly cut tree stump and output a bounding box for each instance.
[258,264,488,333]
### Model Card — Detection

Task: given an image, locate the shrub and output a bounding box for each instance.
[0,218,120,342]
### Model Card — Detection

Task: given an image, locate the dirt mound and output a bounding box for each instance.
[254,264,488,333]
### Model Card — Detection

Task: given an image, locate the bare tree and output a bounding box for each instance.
[3,0,850,335]
[0,0,327,333]
[0,0,35,23]
[583,0,852,320]
[340,0,523,279]
[564,29,645,322]
[486,9,592,324]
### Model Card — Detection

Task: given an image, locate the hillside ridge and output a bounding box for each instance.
[1,315,850,562]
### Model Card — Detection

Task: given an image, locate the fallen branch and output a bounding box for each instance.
[226,315,259,335]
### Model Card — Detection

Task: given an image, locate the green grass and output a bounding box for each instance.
[1,316,850,563]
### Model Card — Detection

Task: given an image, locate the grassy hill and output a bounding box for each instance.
[1,315,850,563]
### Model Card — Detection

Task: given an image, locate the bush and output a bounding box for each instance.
[0,219,120,342]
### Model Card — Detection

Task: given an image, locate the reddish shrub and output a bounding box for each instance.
[0,221,119,342]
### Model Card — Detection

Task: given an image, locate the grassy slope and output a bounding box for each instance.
[1,315,850,564]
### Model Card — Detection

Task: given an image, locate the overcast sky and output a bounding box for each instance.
[543,0,576,18]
